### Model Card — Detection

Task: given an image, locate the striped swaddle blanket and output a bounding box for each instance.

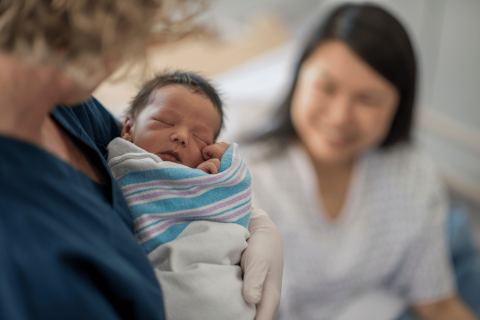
[106,137,252,255]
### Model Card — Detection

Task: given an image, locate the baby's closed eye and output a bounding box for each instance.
[152,117,174,126]
[193,134,212,146]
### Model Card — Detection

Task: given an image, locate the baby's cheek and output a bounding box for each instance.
[189,149,206,168]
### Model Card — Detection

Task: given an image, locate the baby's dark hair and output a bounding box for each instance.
[127,71,224,136]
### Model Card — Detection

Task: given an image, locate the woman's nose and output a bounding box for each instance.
[170,130,189,146]
[327,95,353,126]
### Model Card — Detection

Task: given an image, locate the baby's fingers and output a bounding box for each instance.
[206,158,221,172]
[201,145,216,160]
[196,159,220,174]
[202,142,231,161]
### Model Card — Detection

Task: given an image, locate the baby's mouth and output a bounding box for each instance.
[158,150,181,164]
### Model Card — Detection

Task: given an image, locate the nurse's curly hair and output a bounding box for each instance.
[0,0,207,81]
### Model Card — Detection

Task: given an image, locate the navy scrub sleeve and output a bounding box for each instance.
[0,98,166,320]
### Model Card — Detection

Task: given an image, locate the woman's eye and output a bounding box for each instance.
[316,82,335,95]
[356,95,381,107]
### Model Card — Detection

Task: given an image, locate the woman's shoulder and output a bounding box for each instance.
[239,139,303,186]
[239,140,306,208]
[358,144,449,243]
[55,97,121,145]
[52,97,121,158]
[363,143,447,215]
[365,143,441,188]
[239,138,296,166]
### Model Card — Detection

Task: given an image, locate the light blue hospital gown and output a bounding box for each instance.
[243,141,455,320]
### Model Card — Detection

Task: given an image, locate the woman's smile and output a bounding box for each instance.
[315,125,357,148]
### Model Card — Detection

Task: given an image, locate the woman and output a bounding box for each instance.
[0,1,282,319]
[244,3,477,320]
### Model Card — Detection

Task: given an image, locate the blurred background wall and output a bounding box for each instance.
[94,0,480,239]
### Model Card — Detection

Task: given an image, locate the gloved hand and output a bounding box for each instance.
[242,208,284,320]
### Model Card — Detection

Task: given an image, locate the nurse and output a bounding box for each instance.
[245,3,477,320]
[0,1,282,319]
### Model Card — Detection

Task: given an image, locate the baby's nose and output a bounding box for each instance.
[170,131,188,146]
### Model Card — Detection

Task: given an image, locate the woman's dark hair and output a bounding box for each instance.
[254,3,417,149]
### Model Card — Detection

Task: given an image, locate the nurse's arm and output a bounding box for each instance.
[413,296,477,320]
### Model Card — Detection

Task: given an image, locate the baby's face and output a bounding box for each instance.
[122,84,221,168]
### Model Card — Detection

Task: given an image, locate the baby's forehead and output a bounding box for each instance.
[148,84,222,136]
[149,84,210,108]
[151,83,194,99]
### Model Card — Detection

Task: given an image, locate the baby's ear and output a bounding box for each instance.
[121,116,135,142]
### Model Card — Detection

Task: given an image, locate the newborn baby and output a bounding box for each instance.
[121,73,228,173]
[106,71,254,320]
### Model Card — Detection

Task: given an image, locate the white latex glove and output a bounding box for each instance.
[242,208,284,320]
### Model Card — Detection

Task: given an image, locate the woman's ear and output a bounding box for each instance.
[121,116,135,142]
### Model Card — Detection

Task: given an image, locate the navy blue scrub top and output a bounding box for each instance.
[0,98,165,320]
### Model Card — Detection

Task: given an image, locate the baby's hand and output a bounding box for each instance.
[196,143,230,174]
[196,158,221,174]
[202,142,231,161]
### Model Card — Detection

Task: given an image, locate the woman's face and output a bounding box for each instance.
[291,40,399,164]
